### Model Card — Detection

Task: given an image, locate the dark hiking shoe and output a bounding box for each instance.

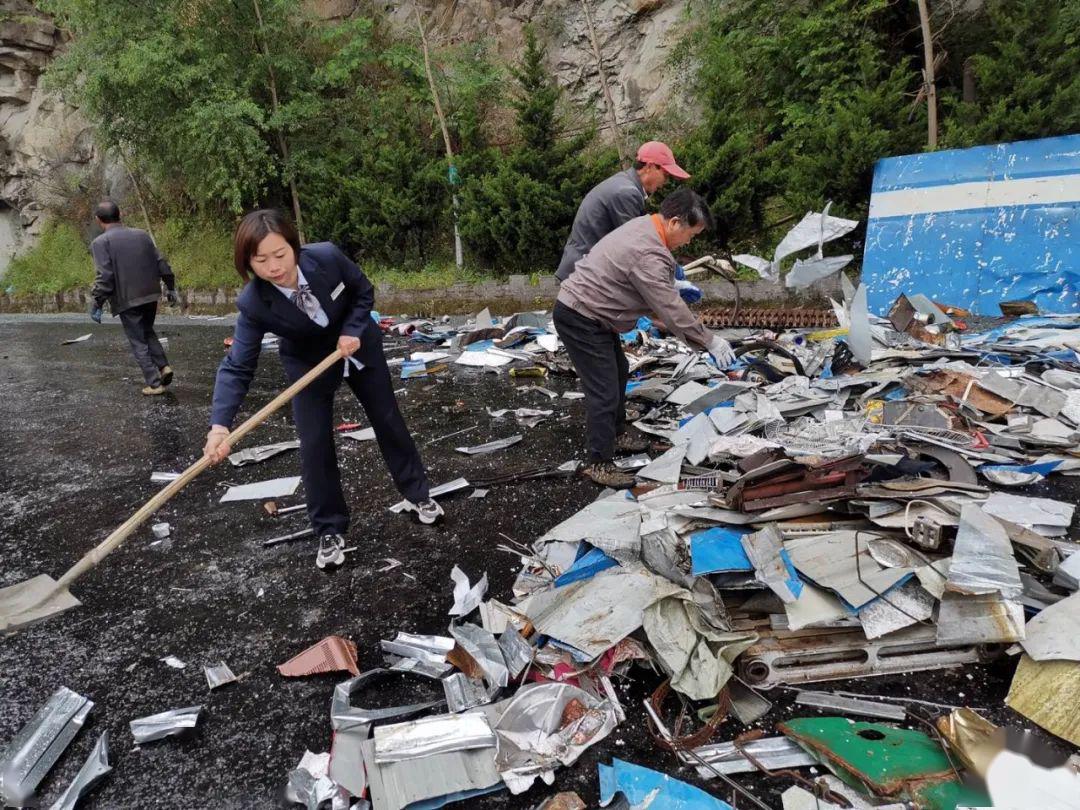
[581,461,637,489]
[160,366,174,386]
[142,384,167,396]
[614,432,651,454]
[316,534,346,569]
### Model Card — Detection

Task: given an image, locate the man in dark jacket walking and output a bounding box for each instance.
[89,200,178,395]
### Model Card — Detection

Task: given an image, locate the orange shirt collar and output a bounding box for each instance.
[650,213,670,249]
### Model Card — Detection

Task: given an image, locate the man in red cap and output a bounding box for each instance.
[555,141,690,284]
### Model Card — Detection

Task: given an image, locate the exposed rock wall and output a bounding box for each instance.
[0,0,97,276]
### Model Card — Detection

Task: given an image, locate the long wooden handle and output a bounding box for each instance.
[53,349,344,592]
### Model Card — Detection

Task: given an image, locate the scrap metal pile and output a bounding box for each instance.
[6,296,1080,810]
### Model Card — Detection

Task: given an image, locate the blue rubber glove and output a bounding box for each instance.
[165,289,179,306]
[675,279,702,305]
[89,303,103,323]
[674,264,686,281]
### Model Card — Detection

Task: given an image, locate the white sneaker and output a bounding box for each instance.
[315,534,346,569]
[413,499,444,525]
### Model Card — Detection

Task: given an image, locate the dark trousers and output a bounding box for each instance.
[553,300,628,463]
[281,337,430,537]
[119,302,168,386]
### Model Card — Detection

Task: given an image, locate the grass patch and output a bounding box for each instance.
[155,218,235,290]
[363,261,490,290]
[3,221,94,295]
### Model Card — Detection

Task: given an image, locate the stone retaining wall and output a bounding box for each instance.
[0,273,843,316]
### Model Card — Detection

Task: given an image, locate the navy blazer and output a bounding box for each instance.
[210,242,375,428]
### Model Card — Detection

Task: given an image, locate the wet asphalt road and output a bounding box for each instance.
[0,314,1073,809]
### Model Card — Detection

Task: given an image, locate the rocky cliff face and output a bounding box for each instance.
[323,0,692,133]
[0,0,97,274]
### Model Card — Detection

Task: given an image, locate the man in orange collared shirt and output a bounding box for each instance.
[554,187,736,488]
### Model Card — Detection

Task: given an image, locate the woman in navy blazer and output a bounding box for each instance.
[203,209,442,569]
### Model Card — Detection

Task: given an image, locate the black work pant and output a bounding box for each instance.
[553,300,628,463]
[281,336,430,537]
[119,302,168,386]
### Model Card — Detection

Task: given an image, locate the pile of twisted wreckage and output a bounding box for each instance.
[261,288,1080,810]
[7,291,1080,810]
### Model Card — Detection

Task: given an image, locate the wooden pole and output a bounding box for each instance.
[253,0,306,240]
[916,0,938,149]
[415,8,464,270]
[581,0,627,164]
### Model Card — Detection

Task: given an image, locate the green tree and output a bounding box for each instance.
[459,28,601,271]
[940,0,1080,147]
[680,0,925,249]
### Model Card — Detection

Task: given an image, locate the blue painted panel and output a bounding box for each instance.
[863,134,1080,316]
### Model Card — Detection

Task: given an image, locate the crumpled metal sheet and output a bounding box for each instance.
[449,565,488,617]
[784,531,915,609]
[497,629,533,679]
[228,439,301,466]
[493,683,619,795]
[946,505,1023,599]
[1006,655,1080,748]
[936,592,1025,645]
[858,580,936,639]
[598,758,734,809]
[449,623,509,687]
[130,706,202,744]
[520,566,683,659]
[690,736,816,777]
[983,492,1075,536]
[47,731,111,810]
[537,495,641,563]
[286,765,339,810]
[643,591,757,701]
[330,669,444,733]
[278,636,359,678]
[373,711,496,763]
[1,686,93,807]
[1021,590,1080,662]
[848,283,873,366]
[674,412,720,466]
[443,673,500,713]
[455,435,523,455]
[636,443,686,484]
[360,736,502,810]
[786,254,854,289]
[204,662,237,690]
[740,525,802,604]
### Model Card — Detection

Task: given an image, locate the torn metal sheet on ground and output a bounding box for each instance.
[204,662,237,689]
[690,736,816,777]
[794,690,907,721]
[449,565,488,617]
[449,623,509,687]
[220,476,302,502]
[47,731,111,810]
[0,687,93,807]
[278,636,359,678]
[784,531,915,609]
[130,706,202,744]
[330,669,444,734]
[537,495,641,563]
[228,440,301,466]
[373,711,496,763]
[456,435,523,455]
[1021,591,1080,662]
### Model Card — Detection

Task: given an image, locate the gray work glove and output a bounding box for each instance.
[707,335,735,368]
[165,289,179,306]
[89,302,103,323]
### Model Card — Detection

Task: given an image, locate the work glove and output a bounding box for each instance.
[166,289,179,306]
[675,279,703,305]
[674,263,687,281]
[707,335,735,369]
[89,302,103,324]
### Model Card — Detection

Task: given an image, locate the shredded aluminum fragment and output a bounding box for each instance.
[130,706,202,744]
[204,662,237,690]
[449,565,489,617]
[373,712,496,763]
[47,731,111,810]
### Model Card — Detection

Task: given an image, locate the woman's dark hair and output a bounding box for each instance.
[233,209,301,281]
[659,187,714,232]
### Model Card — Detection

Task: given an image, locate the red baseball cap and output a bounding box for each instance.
[636,141,690,179]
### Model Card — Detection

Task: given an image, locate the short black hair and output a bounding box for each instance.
[659,187,713,231]
[233,209,302,282]
[95,200,121,223]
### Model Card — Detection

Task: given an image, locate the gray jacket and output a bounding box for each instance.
[555,168,646,281]
[91,225,175,314]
